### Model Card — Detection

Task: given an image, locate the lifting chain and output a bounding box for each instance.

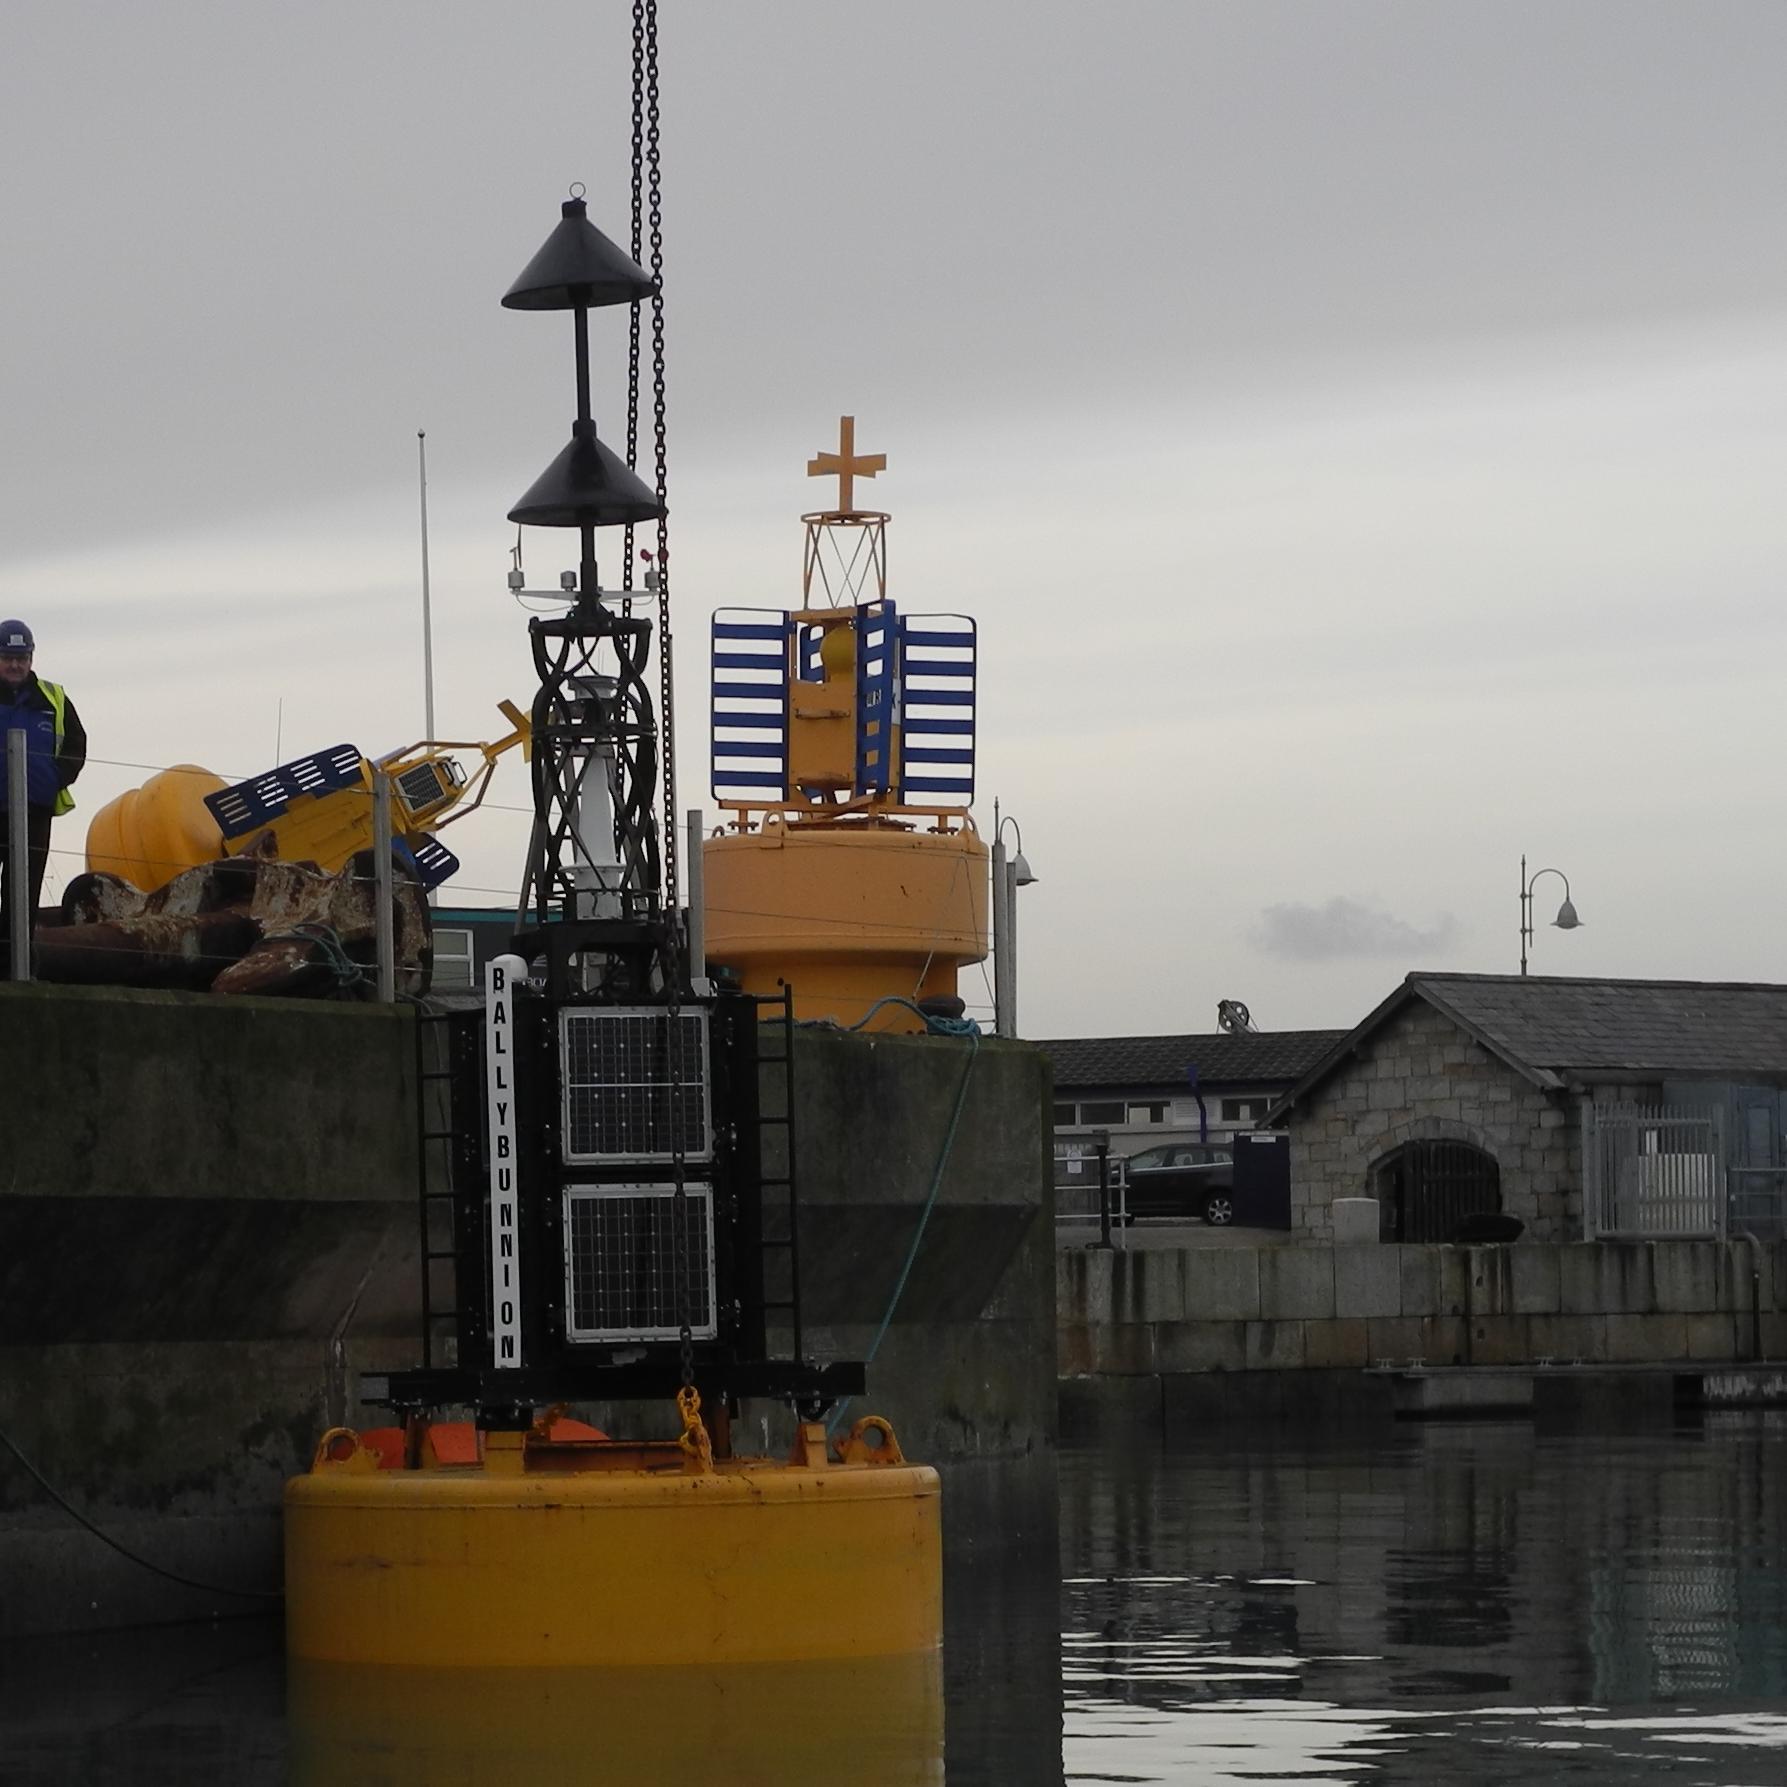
[632,0,692,1396]
[621,0,646,614]
[619,0,692,1398]
[644,0,676,934]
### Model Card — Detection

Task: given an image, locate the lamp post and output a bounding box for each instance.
[991,801,1037,1037]
[1519,855,1581,976]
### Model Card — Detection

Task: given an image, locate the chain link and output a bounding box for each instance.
[621,0,645,615]
[630,0,692,1393]
[646,0,676,940]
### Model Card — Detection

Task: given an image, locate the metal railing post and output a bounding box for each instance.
[686,807,705,985]
[991,834,1011,1037]
[373,769,396,1003]
[1095,1131,1112,1250]
[7,730,29,982]
[1580,1097,1598,1240]
[1714,1102,1729,1240]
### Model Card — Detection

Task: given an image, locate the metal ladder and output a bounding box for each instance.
[753,990,803,1361]
[414,1009,463,1368]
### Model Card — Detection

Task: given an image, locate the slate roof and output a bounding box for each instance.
[1270,973,1787,1119]
[1036,1029,1346,1092]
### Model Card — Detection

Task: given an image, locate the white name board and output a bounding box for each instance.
[485,953,527,1367]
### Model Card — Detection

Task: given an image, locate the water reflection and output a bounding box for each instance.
[7,1414,1787,1782]
[289,1652,943,1785]
[1061,1411,1787,1783]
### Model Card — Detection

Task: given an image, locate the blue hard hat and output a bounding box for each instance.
[0,621,33,653]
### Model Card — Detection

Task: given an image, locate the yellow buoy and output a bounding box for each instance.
[704,818,988,1032]
[84,765,227,892]
[284,1417,942,1670]
[704,417,992,1032]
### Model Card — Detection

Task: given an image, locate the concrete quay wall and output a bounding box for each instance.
[1059,1238,1787,1379]
[769,1030,1058,1563]
[0,988,1056,1634]
[0,983,422,1636]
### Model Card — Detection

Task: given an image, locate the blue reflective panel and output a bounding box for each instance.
[711,608,792,802]
[897,614,976,806]
[205,744,366,839]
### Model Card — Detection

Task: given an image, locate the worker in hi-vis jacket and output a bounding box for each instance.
[0,621,86,974]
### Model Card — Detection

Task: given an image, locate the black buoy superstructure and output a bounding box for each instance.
[501,189,673,995]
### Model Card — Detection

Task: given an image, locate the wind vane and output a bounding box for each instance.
[807,415,886,515]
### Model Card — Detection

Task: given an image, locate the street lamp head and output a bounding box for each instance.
[1552,897,1581,931]
[1011,850,1037,888]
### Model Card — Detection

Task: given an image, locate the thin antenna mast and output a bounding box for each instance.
[418,429,436,743]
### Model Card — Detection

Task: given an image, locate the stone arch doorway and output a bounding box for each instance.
[1372,1139,1501,1242]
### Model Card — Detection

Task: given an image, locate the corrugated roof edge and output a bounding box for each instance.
[1035,1028,1347,1091]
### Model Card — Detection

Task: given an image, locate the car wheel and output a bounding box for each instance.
[1202,1195,1234,1227]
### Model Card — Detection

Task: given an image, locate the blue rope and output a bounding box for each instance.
[847,994,981,1039]
[827,1018,982,1435]
[258,922,367,990]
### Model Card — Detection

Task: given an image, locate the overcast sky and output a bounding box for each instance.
[4,2,1785,1037]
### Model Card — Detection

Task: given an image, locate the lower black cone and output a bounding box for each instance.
[508,424,665,527]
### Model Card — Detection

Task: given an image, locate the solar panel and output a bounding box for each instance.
[562,1184,717,1342]
[558,1007,712,1164]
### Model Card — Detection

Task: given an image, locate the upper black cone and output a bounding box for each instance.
[503,195,655,311]
[508,423,666,527]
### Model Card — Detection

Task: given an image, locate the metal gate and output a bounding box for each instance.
[1377,1140,1502,1243]
[1583,1102,1725,1239]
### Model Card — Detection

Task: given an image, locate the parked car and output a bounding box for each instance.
[1119,1142,1236,1224]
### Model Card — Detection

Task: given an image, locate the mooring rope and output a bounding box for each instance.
[0,1422,284,1603]
[827,1014,982,1434]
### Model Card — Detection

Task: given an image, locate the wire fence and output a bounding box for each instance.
[10,744,1007,1017]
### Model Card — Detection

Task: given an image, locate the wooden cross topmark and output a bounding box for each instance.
[807,414,886,513]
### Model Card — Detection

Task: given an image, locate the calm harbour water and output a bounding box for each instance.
[7,1413,1787,1784]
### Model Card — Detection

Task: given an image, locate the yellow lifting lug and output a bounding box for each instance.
[787,1421,835,1470]
[837,1417,905,1466]
[675,1386,715,1476]
[310,1427,381,1474]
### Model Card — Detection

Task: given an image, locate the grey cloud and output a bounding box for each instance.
[1253,898,1459,963]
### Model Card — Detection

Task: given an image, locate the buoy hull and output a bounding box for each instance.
[284,1457,942,1668]
[83,765,227,893]
[704,824,988,1030]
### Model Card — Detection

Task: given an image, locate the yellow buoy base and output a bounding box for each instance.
[284,1425,942,1670]
[703,820,988,1031]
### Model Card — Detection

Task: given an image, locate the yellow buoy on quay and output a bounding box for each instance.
[80,709,529,894]
[705,417,989,1033]
[83,765,227,891]
[704,815,987,1026]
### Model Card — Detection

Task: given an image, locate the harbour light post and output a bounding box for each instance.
[1519,856,1581,976]
[992,805,1037,1037]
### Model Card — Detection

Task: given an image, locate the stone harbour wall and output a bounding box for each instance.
[1289,1001,1579,1242]
[1058,1238,1787,1379]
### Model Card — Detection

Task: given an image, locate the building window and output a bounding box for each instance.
[1080,1100,1125,1125]
[1052,1103,1078,1127]
[1221,1097,1269,1123]
[433,926,476,992]
[1128,1102,1167,1125]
